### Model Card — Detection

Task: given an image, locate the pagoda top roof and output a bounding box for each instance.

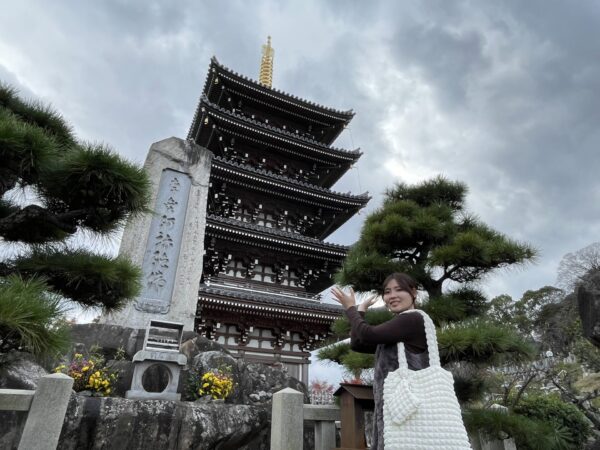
[212,156,370,207]
[206,57,355,123]
[196,98,361,161]
[206,214,348,257]
[198,283,343,317]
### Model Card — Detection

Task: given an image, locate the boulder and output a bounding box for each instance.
[69,323,144,359]
[578,271,600,347]
[1,394,271,450]
[180,335,230,361]
[0,393,316,450]
[0,352,48,389]
[185,350,308,405]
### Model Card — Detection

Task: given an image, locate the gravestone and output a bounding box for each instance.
[101,137,212,331]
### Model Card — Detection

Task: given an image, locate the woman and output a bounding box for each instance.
[331,272,429,450]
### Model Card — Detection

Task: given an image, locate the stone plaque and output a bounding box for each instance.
[135,169,192,313]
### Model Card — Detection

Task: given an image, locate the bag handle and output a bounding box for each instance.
[396,310,441,369]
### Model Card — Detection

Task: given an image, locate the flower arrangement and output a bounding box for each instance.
[54,353,117,396]
[188,366,235,401]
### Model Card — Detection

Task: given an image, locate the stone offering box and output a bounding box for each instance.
[126,320,187,401]
[333,383,374,450]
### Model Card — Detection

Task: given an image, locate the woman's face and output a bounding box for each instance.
[383,279,416,314]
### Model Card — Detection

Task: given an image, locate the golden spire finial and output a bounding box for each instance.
[259,36,274,88]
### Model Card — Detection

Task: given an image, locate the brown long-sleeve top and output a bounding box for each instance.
[344,306,427,354]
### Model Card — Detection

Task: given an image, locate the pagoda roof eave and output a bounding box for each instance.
[198,98,361,161]
[198,284,343,317]
[207,56,354,123]
[212,157,371,208]
[206,214,349,257]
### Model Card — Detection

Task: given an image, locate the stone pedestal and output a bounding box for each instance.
[101,137,212,331]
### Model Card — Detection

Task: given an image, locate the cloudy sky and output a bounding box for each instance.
[3,1,600,381]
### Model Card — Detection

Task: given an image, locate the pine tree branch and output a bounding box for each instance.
[0,204,89,239]
[0,168,19,197]
[512,372,538,408]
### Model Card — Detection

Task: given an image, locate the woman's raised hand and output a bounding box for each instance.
[357,293,379,312]
[331,286,356,310]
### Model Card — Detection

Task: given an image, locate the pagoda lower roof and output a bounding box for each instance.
[195,98,361,163]
[205,57,354,124]
[198,283,343,319]
[211,156,370,209]
[206,215,348,257]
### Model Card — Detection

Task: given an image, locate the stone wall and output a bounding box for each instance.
[0,323,313,449]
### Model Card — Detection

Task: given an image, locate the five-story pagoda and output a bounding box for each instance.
[188,38,369,381]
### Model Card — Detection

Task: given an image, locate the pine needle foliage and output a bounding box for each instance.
[0,82,74,148]
[38,143,151,234]
[341,351,375,378]
[0,83,151,357]
[316,341,353,365]
[336,176,536,296]
[11,248,141,310]
[0,275,70,357]
[463,408,574,450]
[438,320,536,366]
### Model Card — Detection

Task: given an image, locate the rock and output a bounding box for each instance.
[1,394,272,450]
[0,352,48,389]
[192,350,238,375]
[180,336,231,362]
[69,323,144,359]
[186,349,308,405]
[234,362,309,405]
[578,271,600,347]
[105,359,135,397]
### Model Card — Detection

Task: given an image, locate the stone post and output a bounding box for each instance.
[304,404,340,450]
[101,137,212,331]
[270,387,304,450]
[18,373,73,450]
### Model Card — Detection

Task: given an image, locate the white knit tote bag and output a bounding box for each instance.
[383,309,471,449]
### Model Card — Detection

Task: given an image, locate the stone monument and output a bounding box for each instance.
[101,137,212,331]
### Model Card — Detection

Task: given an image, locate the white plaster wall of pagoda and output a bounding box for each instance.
[100,137,213,331]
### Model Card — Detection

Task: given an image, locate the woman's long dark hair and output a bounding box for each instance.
[382,272,418,301]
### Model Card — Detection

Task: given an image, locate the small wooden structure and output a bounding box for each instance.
[333,383,374,450]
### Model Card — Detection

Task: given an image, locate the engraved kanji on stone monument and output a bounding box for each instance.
[135,169,192,314]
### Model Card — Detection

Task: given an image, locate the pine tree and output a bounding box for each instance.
[0,83,150,357]
[318,176,536,403]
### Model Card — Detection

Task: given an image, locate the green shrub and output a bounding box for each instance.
[514,394,591,449]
